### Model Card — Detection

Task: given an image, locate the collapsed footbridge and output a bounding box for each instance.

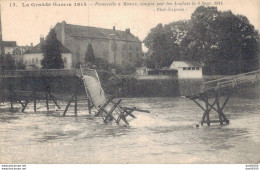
[0,68,149,125]
[186,70,260,126]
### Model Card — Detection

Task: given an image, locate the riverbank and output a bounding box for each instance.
[1,71,258,99]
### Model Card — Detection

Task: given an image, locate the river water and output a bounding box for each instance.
[0,93,259,164]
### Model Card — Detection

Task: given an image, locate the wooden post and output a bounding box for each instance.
[10,89,14,112]
[205,97,210,126]
[200,96,217,126]
[74,80,79,116]
[95,96,114,116]
[74,91,77,115]
[87,99,91,114]
[45,85,49,112]
[21,100,29,112]
[216,94,229,124]
[215,94,223,125]
[8,79,14,113]
[103,99,121,122]
[33,80,37,113]
[48,91,60,109]
[63,94,75,116]
[200,104,208,126]
[33,90,36,113]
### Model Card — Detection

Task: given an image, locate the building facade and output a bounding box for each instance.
[170,61,203,79]
[53,21,142,67]
[23,37,72,69]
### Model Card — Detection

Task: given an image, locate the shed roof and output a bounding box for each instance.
[171,61,202,68]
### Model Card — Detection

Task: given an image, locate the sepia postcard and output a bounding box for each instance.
[0,0,259,169]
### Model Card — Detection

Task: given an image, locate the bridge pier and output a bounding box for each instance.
[191,91,230,126]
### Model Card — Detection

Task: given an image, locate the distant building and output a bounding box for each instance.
[1,41,33,65]
[170,61,203,78]
[136,67,149,75]
[53,21,142,67]
[2,41,32,55]
[23,37,72,69]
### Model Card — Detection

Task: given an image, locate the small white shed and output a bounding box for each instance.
[170,61,203,79]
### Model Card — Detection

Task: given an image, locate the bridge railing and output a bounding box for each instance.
[201,70,260,93]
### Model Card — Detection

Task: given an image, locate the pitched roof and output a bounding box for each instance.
[171,61,202,68]
[55,22,141,42]
[26,41,71,54]
[3,41,17,47]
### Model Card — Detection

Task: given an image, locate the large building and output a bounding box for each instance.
[53,21,142,67]
[23,37,72,69]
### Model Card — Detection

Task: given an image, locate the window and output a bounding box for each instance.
[192,67,195,70]
[187,67,191,70]
[183,68,187,70]
[196,67,199,70]
[63,57,67,63]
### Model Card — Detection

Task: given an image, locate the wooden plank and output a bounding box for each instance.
[48,91,60,109]
[216,94,229,124]
[192,99,205,111]
[63,94,75,116]
[74,91,77,115]
[95,96,114,117]
[104,99,121,122]
[21,101,29,112]
[87,99,92,114]
[122,107,150,113]
[123,107,136,119]
[202,120,224,123]
[221,93,231,110]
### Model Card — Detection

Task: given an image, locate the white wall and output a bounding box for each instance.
[23,53,43,68]
[177,68,202,79]
[23,53,72,69]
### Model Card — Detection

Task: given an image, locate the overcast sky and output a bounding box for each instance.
[1,0,259,48]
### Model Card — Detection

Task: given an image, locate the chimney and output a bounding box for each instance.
[40,35,44,47]
[113,26,115,31]
[125,28,130,34]
[61,20,66,46]
[0,5,4,56]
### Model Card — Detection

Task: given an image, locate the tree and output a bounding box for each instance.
[143,21,189,68]
[16,60,26,70]
[84,43,95,64]
[94,57,112,70]
[41,29,64,69]
[181,6,259,75]
[1,54,16,70]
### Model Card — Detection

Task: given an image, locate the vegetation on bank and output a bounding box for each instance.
[144,6,259,75]
[41,29,64,69]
